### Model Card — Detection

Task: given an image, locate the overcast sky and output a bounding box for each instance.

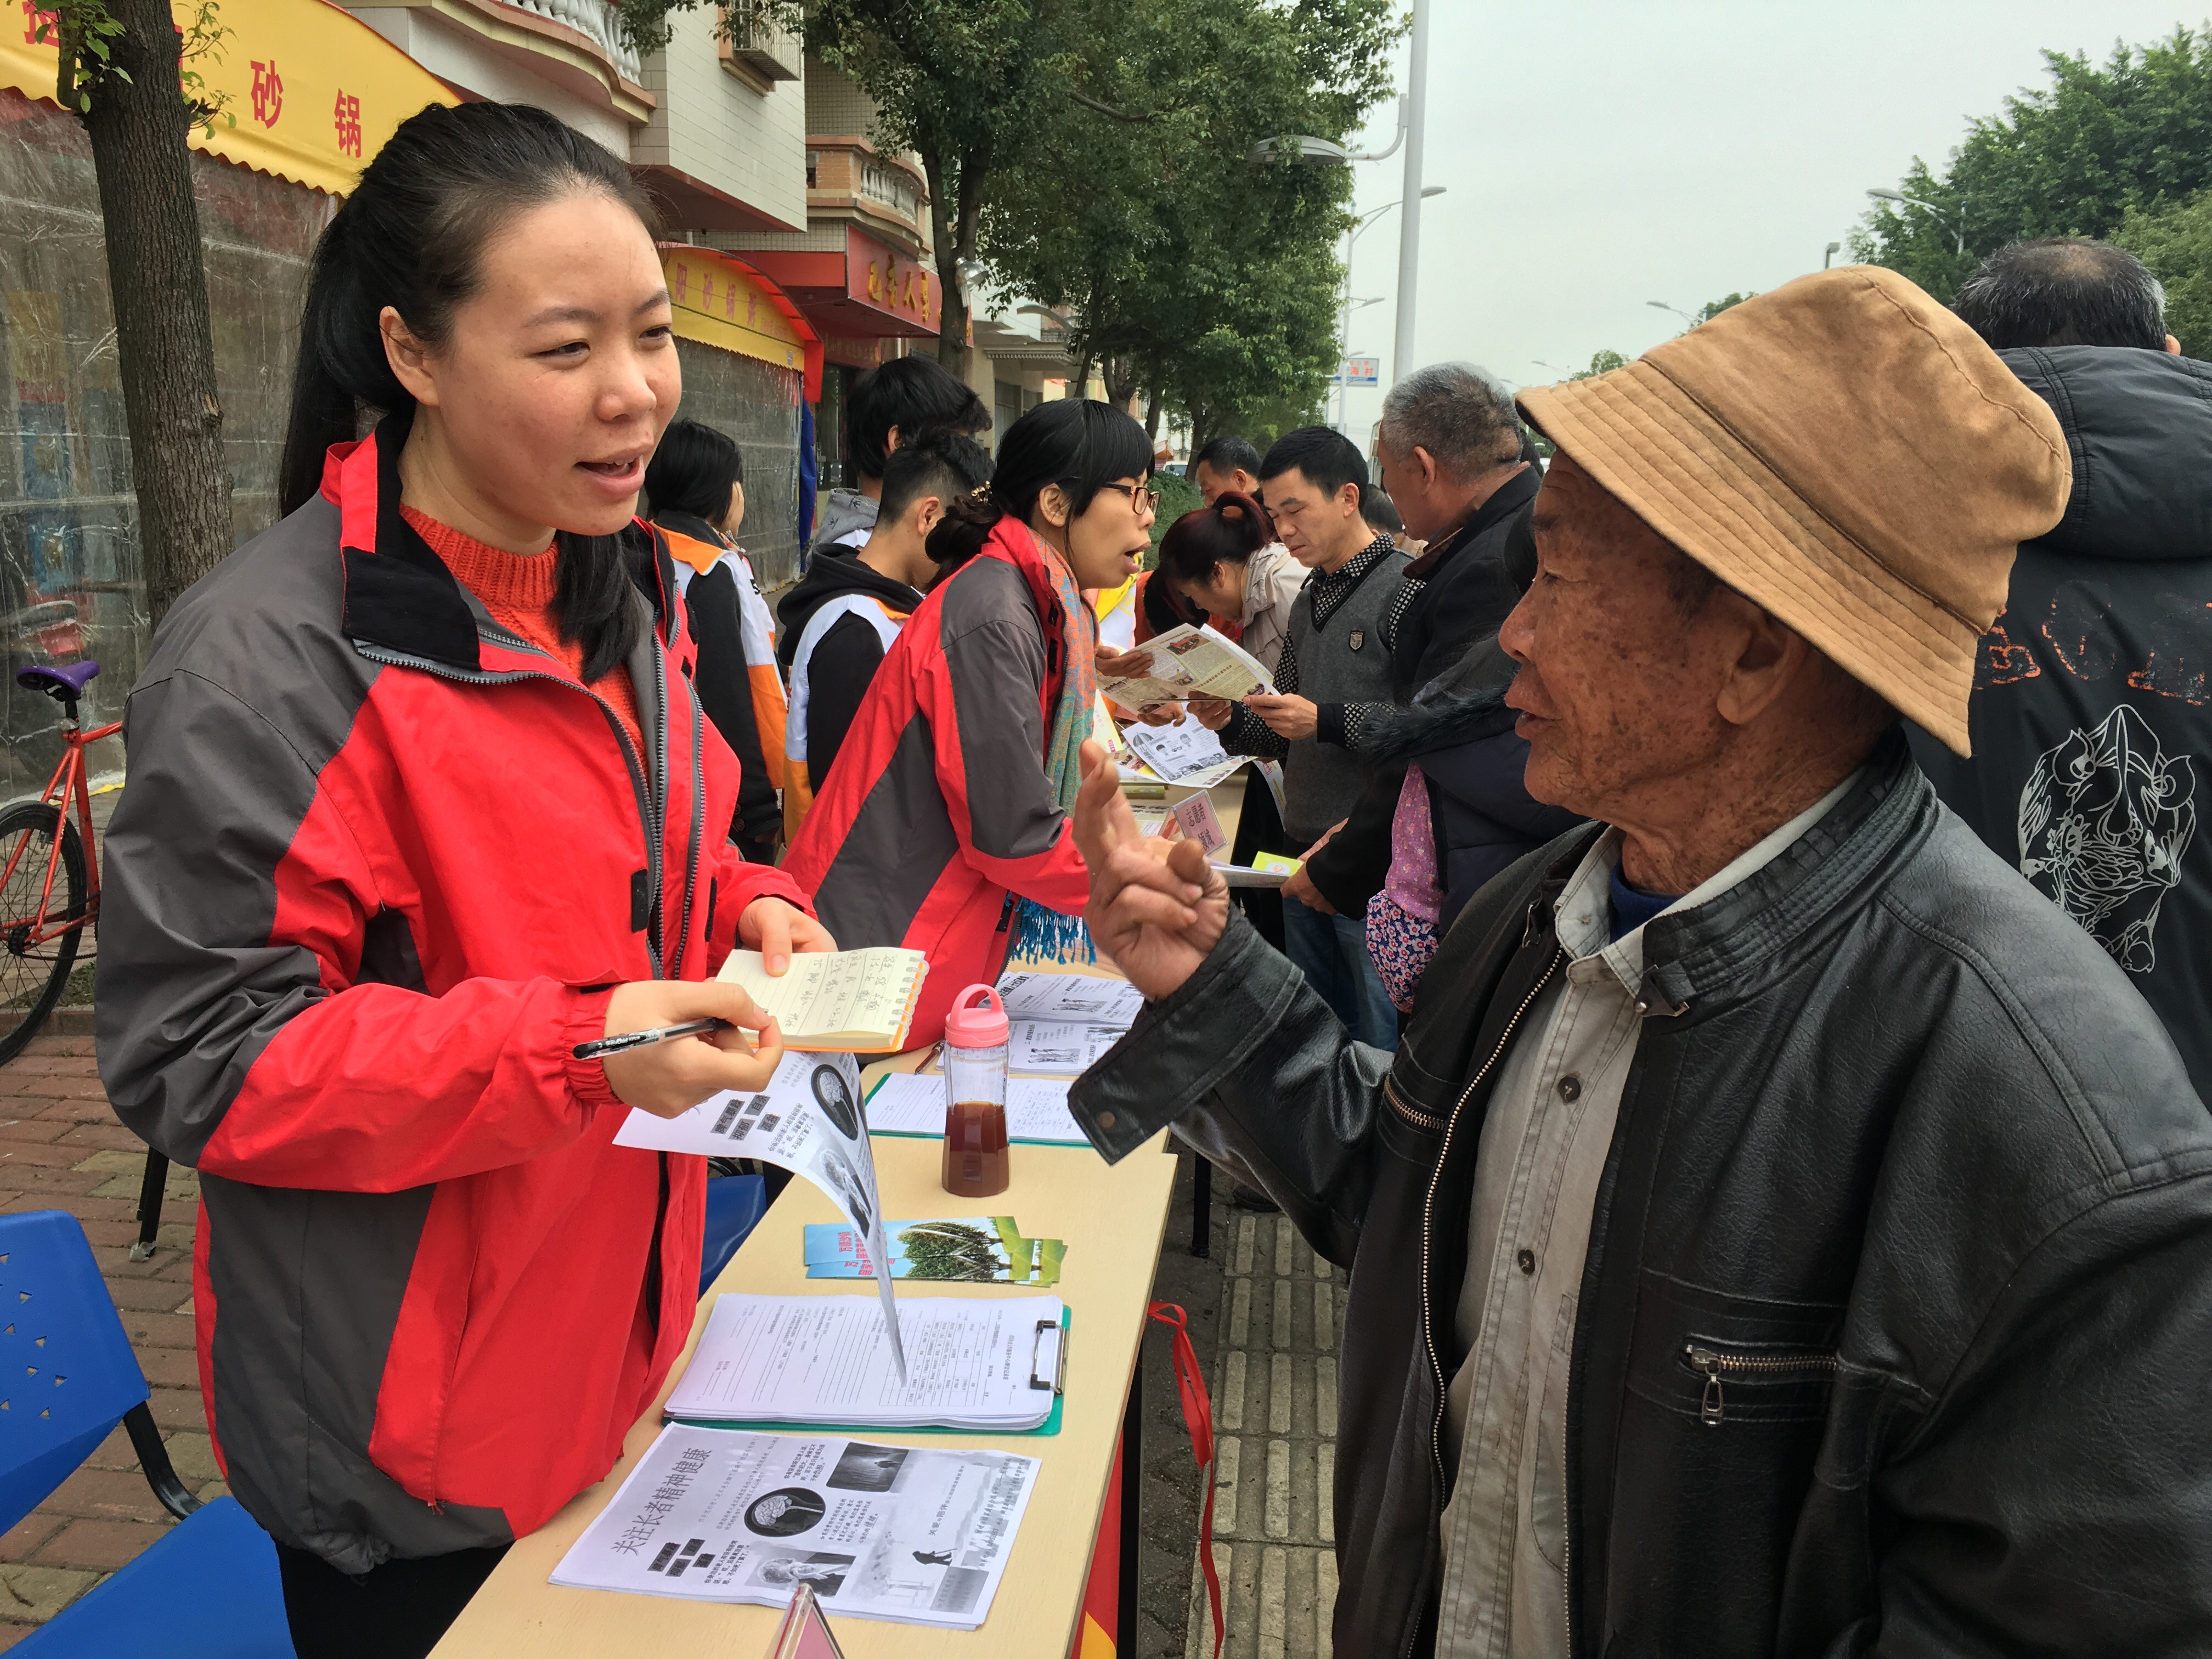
[1331,1,2199,445]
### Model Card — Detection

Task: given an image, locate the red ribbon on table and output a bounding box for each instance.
[1148,1300,1224,1659]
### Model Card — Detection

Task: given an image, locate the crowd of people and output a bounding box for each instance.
[85,95,2212,1657]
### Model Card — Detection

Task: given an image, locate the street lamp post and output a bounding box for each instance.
[1394,0,1430,384]
[1647,299,1700,329]
[1867,187,1967,256]
[1334,189,1443,434]
[1824,241,1842,269]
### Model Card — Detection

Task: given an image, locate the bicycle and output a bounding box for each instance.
[0,659,116,1065]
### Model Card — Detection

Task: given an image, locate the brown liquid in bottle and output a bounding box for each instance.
[943,1101,1011,1198]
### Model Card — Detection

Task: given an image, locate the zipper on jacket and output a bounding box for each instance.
[995,892,1018,934]
[353,639,668,978]
[1406,944,1564,1659]
[1683,1344,1840,1427]
[1561,1358,1572,1652]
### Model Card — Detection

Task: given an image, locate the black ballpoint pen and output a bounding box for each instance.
[571,1016,733,1061]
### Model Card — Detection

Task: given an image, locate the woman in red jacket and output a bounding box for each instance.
[784,399,1154,1042]
[94,103,829,1658]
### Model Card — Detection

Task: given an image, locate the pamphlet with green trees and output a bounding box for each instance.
[804,1217,1066,1287]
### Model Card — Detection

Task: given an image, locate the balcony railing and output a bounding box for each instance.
[720,0,800,83]
[506,0,642,82]
[857,156,919,222]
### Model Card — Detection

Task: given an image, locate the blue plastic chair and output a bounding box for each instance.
[0,1210,293,1656]
[698,1173,768,1296]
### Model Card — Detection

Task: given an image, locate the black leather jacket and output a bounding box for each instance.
[1073,733,2212,1656]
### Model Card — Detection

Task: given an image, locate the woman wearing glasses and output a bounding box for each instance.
[783,399,1155,1043]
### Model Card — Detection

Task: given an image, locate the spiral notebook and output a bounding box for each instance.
[717,949,929,1052]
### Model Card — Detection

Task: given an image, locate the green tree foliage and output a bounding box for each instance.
[977,0,1398,450]
[1567,348,1628,380]
[2118,188,2212,356]
[1852,27,2212,301]
[802,0,1064,369]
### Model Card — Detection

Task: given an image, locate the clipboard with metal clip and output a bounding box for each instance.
[1029,1318,1069,1395]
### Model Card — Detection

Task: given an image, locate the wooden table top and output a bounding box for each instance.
[429,1127,1177,1658]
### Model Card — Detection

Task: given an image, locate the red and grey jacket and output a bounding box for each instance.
[782,517,1090,1044]
[93,422,808,1574]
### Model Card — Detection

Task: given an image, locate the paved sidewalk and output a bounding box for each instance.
[0,1034,217,1650]
[1186,1209,1350,1659]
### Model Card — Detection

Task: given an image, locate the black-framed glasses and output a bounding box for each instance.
[1099,482,1162,512]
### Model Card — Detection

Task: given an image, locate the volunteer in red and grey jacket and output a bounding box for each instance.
[93,103,830,1659]
[783,400,1156,1045]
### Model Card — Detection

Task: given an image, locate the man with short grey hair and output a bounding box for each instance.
[1297,362,1540,926]
[1069,269,2212,1653]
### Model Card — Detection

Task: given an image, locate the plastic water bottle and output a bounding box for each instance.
[941,984,1011,1198]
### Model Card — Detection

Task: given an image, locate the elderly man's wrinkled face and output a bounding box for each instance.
[1500,453,1740,819]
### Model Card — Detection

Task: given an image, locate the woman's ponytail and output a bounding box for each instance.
[925,488,1007,577]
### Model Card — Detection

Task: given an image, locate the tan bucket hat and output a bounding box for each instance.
[1516,267,2070,754]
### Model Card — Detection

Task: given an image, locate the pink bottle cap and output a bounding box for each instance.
[943,984,1009,1048]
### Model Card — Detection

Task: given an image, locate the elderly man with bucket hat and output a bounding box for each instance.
[1066,267,2212,1656]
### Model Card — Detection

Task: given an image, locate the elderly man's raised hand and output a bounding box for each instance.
[1075,740,1229,1002]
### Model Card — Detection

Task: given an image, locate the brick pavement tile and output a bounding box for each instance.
[0,1057,98,1077]
[0,1618,30,1649]
[102,1275,191,1314]
[52,1124,142,1152]
[144,1387,206,1432]
[34,1467,167,1525]
[18,1080,112,1101]
[137,1345,199,1388]
[0,1121,65,1146]
[0,1166,102,1195]
[92,1244,185,1279]
[67,1149,142,1176]
[73,1217,148,1249]
[30,1517,172,1573]
[10,1194,135,1224]
[18,1036,94,1058]
[0,1514,61,1565]
[0,1564,98,1624]
[114,1311,196,1351]
[82,1425,139,1471]
[0,1142,98,1171]
[166,1432,219,1485]
[32,1100,115,1121]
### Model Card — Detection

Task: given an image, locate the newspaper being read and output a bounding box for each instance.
[1098,624,1274,710]
[550,1424,1040,1630]
[613,1051,906,1381]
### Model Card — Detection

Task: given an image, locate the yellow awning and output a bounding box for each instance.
[3,0,457,197]
[662,246,823,400]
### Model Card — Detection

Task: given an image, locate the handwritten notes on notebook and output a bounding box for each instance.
[718,949,928,1051]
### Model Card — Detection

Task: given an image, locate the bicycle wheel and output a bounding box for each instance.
[0,800,86,1065]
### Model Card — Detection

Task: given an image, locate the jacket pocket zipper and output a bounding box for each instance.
[1683,1344,1839,1427]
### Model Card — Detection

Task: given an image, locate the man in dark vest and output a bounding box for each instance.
[1190,426,1408,1047]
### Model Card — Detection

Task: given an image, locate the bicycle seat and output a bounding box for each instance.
[17,661,100,702]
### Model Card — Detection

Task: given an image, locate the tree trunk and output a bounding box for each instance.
[77,0,231,625]
[920,146,965,375]
[924,144,988,378]
[1143,385,1163,441]
[1103,356,1139,411]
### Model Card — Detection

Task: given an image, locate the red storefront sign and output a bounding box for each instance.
[739,225,941,342]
